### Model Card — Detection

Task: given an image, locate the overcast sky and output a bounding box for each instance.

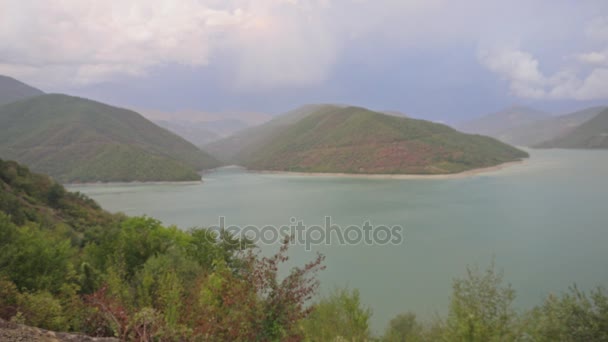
[1,0,608,122]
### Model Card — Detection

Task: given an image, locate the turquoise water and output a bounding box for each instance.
[67,149,608,332]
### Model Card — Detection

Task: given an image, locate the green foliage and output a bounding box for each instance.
[0,94,221,182]
[302,288,372,341]
[444,262,516,341]
[17,290,68,331]
[521,285,608,341]
[383,313,423,342]
[0,215,78,294]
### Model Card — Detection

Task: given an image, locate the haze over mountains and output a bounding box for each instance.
[138,108,272,146]
[459,106,551,142]
[536,108,608,149]
[460,105,608,148]
[208,105,528,174]
[0,75,44,106]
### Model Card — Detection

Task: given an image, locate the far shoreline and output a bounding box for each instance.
[64,180,203,187]
[248,160,526,180]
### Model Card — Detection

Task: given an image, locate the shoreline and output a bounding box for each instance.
[64,180,203,186]
[249,160,525,180]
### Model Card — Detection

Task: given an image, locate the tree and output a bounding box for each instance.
[522,285,608,342]
[383,312,423,342]
[445,261,516,341]
[302,287,372,342]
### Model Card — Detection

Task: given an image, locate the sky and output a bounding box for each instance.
[1,0,608,122]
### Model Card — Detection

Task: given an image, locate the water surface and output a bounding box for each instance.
[68,149,608,332]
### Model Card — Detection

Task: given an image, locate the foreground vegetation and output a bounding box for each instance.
[0,159,324,340]
[1,159,606,341]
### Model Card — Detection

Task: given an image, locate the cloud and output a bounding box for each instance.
[478,47,547,98]
[577,50,608,65]
[0,0,508,89]
[2,0,607,98]
[0,0,340,88]
[0,1,239,86]
[478,14,608,101]
[479,45,608,100]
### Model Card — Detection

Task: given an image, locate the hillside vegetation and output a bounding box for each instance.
[0,94,221,182]
[205,104,340,162]
[0,75,44,106]
[536,108,608,149]
[218,106,528,174]
[0,159,323,341]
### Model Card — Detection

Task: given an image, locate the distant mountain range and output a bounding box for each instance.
[205,104,336,162]
[458,106,551,142]
[0,93,220,182]
[0,75,44,106]
[208,105,528,175]
[138,108,272,146]
[536,108,608,149]
[460,105,608,149]
[154,120,224,147]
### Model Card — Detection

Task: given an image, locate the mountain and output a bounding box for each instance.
[0,94,221,182]
[205,104,341,162]
[140,108,272,145]
[211,105,528,174]
[459,106,551,142]
[155,119,223,146]
[535,109,608,149]
[501,106,606,146]
[0,75,44,106]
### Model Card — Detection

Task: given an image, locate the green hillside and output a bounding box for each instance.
[0,94,221,182]
[0,159,116,231]
[0,75,44,106]
[229,106,528,174]
[205,104,342,162]
[535,109,608,149]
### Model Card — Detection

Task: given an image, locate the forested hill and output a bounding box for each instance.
[227,105,528,174]
[0,94,221,182]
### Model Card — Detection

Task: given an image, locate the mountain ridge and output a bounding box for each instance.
[535,109,608,149]
[212,105,528,174]
[0,94,221,182]
[0,75,44,106]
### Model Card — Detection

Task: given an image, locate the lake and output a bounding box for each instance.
[67,149,608,333]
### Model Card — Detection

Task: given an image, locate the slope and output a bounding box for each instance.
[459,106,550,141]
[0,94,221,182]
[205,104,343,162]
[501,106,606,146]
[535,109,608,149]
[237,106,528,174]
[0,75,44,106]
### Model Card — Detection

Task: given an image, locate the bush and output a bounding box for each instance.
[302,288,372,341]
